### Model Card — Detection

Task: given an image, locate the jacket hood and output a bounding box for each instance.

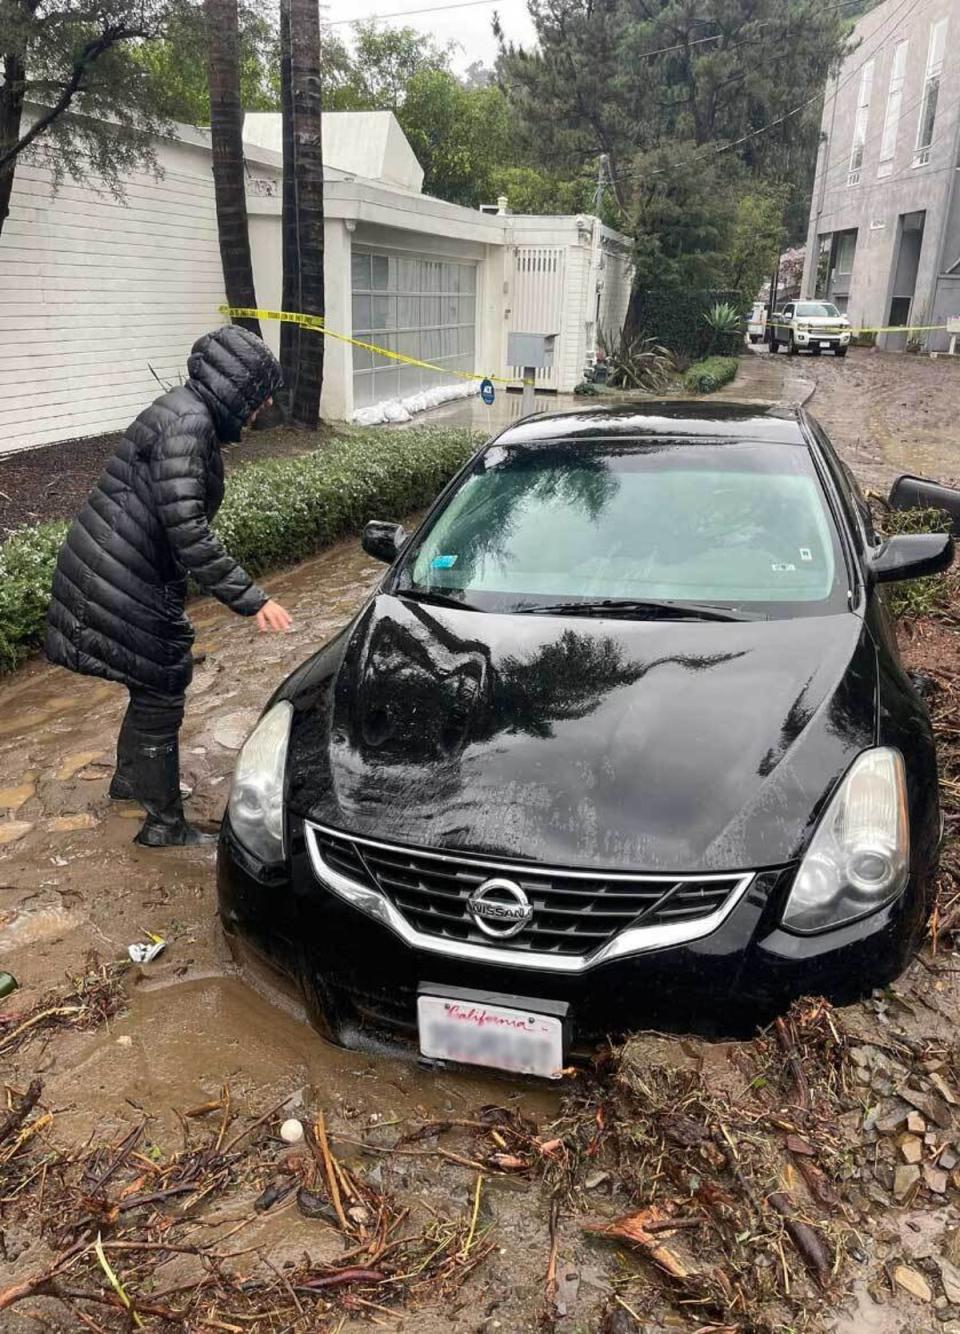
[284,596,879,874]
[187,326,282,442]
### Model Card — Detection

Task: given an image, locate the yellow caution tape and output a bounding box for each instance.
[220,306,532,386]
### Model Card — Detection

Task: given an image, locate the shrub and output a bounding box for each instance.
[0,521,69,674]
[597,329,674,392]
[624,289,746,360]
[874,502,955,620]
[0,426,483,675]
[683,356,739,394]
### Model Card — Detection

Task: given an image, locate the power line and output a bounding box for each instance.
[324,0,500,25]
[326,0,866,41]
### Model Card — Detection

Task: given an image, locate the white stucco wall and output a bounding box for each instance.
[0,112,634,451]
[0,129,231,453]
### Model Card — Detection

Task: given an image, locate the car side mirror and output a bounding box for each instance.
[872,533,955,583]
[889,474,960,535]
[362,520,406,564]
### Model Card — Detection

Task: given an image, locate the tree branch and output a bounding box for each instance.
[0,21,150,173]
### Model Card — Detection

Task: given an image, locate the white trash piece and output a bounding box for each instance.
[280,1117,305,1144]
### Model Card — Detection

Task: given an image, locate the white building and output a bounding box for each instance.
[0,109,633,453]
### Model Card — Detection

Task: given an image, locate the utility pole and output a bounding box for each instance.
[593,154,609,216]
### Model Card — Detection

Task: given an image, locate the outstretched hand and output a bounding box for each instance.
[255,599,293,633]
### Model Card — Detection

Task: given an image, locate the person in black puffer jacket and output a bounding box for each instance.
[46,325,292,848]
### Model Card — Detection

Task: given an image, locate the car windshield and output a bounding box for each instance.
[796,302,841,318]
[398,438,850,619]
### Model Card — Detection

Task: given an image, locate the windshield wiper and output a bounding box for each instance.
[395,587,484,613]
[516,598,765,622]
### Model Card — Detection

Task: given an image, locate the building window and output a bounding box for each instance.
[914,18,947,168]
[351,251,478,409]
[878,40,908,178]
[848,59,875,185]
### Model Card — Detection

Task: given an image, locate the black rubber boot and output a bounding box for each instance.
[110,723,190,801]
[132,738,217,848]
[108,711,138,800]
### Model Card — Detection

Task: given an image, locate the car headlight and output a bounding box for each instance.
[228,701,293,863]
[782,748,909,934]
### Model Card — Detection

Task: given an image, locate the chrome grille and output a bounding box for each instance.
[309,826,746,958]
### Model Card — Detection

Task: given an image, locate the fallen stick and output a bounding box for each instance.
[767,1191,832,1289]
[0,1079,42,1147]
[314,1111,350,1234]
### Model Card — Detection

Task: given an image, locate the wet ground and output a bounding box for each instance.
[769,344,960,494]
[4,351,960,1329]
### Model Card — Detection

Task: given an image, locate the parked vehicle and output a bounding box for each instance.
[218,403,952,1078]
[769,301,853,356]
[747,301,767,344]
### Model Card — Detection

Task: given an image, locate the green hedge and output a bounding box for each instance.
[683,356,739,394]
[625,289,746,360]
[0,426,483,675]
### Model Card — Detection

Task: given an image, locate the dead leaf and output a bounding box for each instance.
[584,1207,690,1280]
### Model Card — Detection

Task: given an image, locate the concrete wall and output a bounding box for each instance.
[802,0,960,350]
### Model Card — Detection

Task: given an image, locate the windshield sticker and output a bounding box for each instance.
[771,562,797,573]
[431,554,459,570]
[799,548,813,562]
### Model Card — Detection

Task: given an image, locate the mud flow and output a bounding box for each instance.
[5,397,960,1328]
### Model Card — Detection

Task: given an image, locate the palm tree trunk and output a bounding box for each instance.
[280,0,324,428]
[205,0,261,337]
[0,53,27,240]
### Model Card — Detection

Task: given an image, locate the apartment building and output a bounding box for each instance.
[801,0,960,350]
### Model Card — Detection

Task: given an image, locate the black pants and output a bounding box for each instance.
[123,686,186,742]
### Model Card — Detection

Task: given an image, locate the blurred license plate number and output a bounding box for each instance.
[418,996,563,1079]
[820,341,832,348]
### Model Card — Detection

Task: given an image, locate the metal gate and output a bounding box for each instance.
[508,246,565,389]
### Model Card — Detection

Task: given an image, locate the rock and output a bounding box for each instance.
[941,1149,960,1171]
[0,781,35,812]
[931,1074,959,1106]
[0,821,33,847]
[899,1134,923,1164]
[902,1087,955,1130]
[280,1118,304,1144]
[875,1101,911,1133]
[212,711,258,751]
[47,813,99,833]
[941,1229,960,1269]
[56,750,106,781]
[894,1163,921,1201]
[925,1166,949,1194]
[908,1112,927,1134]
[894,1264,933,1302]
[938,1256,960,1305]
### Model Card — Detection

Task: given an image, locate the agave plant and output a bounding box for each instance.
[703,301,743,353]
[597,328,675,392]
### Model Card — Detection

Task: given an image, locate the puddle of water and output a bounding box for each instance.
[50,975,558,1145]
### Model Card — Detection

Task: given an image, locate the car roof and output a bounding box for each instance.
[494,400,808,447]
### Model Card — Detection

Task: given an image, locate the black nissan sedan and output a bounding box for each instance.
[218,402,953,1078]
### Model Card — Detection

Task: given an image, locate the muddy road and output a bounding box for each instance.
[776,344,960,494]
[3,369,960,1330]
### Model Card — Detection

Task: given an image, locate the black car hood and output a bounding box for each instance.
[285,595,878,873]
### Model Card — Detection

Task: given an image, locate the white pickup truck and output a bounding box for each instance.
[769,301,853,357]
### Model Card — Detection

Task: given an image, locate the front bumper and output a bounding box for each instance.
[795,330,851,348]
[217,816,922,1054]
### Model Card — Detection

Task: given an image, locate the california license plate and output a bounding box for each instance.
[417,994,564,1079]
